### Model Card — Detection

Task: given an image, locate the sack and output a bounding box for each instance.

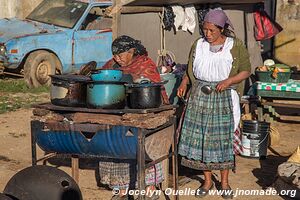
[288,146,300,164]
[269,125,280,147]
[254,10,283,41]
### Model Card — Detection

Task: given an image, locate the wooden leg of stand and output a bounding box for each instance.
[162,159,169,190]
[71,156,79,183]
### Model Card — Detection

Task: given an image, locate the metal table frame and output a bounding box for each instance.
[31,116,179,200]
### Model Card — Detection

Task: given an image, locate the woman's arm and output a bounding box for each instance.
[216,71,251,92]
[177,75,189,98]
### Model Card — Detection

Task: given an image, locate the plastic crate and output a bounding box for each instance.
[255,71,291,83]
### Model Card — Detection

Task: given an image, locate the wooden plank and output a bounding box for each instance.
[261,102,300,109]
[121,0,264,6]
[71,156,79,183]
[73,112,123,124]
[112,0,121,39]
[121,6,163,13]
[32,103,176,114]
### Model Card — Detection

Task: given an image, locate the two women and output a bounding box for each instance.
[99,8,251,199]
[177,9,251,199]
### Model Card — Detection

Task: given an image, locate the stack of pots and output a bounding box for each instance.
[50,69,163,109]
[241,120,270,159]
[87,69,126,109]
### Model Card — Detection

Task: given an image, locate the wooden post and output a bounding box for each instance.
[31,120,40,166]
[137,128,146,200]
[172,117,179,200]
[71,155,79,184]
[112,0,121,40]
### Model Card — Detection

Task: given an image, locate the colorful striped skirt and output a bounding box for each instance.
[178,80,235,170]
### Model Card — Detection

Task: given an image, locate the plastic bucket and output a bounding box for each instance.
[241,120,270,159]
[160,73,180,104]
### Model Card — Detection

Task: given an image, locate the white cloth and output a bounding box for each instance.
[182,5,196,33]
[172,5,185,31]
[193,37,240,130]
[171,5,196,33]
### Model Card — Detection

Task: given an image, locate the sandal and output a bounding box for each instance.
[221,185,233,199]
[195,182,214,198]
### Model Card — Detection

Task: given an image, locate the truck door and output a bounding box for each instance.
[73,6,112,69]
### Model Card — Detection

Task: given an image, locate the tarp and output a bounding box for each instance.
[121,0,264,6]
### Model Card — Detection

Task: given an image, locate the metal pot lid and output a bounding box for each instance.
[86,80,127,85]
[91,69,122,74]
[50,74,91,82]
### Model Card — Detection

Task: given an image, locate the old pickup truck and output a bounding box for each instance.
[0,0,113,87]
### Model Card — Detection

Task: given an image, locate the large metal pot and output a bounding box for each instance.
[126,82,162,109]
[50,75,90,107]
[90,69,123,81]
[87,81,126,109]
[4,165,82,200]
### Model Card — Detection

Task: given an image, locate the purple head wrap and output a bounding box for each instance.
[204,9,234,30]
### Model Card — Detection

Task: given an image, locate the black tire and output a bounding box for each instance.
[24,50,61,88]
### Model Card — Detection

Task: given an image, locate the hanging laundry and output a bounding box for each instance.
[182,5,196,33]
[171,5,196,33]
[172,5,185,31]
[163,6,175,31]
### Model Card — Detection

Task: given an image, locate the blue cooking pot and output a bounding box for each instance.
[87,81,126,109]
[90,69,123,81]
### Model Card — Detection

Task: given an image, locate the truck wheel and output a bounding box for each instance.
[24,50,61,88]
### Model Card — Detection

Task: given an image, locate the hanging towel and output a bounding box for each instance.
[182,5,196,33]
[172,5,185,31]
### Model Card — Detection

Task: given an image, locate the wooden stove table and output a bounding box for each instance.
[31,103,178,200]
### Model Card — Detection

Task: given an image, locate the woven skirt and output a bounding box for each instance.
[178,80,235,170]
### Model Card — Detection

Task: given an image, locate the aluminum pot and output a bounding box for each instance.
[90,69,123,81]
[87,81,126,109]
[50,75,90,107]
[126,82,162,109]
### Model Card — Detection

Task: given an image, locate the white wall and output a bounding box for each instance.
[0,0,42,19]
[0,0,21,18]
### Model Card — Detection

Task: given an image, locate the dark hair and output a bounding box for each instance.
[216,24,236,38]
[112,35,147,56]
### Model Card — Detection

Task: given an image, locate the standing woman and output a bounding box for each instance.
[177,9,251,199]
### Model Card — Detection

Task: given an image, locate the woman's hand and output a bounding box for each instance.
[177,75,189,97]
[216,78,232,92]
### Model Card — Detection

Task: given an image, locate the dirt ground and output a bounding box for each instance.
[0,107,299,200]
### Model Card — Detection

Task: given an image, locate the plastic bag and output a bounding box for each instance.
[254,9,283,41]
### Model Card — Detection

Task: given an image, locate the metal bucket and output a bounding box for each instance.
[160,73,180,105]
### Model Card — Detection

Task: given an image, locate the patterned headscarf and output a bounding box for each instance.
[112,35,147,56]
[204,9,234,29]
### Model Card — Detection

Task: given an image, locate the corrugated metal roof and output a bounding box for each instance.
[121,0,264,6]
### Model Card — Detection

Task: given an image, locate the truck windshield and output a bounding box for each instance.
[26,0,88,28]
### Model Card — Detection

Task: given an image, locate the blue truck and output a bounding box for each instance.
[0,0,113,87]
